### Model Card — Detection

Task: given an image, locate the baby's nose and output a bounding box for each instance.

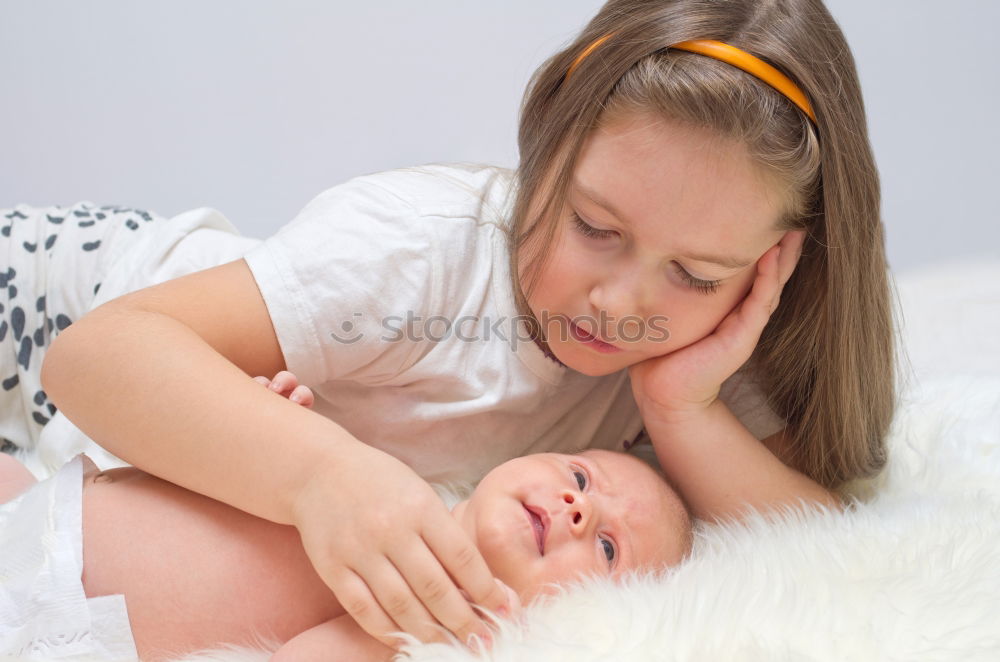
[561,490,594,534]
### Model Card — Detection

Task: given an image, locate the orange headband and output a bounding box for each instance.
[565,34,817,124]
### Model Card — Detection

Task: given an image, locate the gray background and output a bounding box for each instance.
[3,1,998,274]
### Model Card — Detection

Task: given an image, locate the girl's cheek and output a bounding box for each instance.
[643,299,724,352]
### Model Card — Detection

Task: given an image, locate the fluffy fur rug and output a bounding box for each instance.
[171,373,1000,662]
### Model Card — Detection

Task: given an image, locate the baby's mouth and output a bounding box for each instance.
[523,504,548,555]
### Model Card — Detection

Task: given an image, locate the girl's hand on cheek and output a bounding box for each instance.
[253,370,314,408]
[292,444,508,651]
[629,230,805,421]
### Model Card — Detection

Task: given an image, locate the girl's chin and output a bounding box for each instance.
[554,347,633,376]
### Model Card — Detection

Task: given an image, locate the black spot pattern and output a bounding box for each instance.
[0,201,165,453]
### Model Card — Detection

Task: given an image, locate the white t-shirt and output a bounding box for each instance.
[243,162,786,484]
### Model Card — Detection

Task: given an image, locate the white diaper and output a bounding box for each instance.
[0,454,139,661]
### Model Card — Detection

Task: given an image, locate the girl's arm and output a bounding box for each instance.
[630,233,840,524]
[42,259,338,527]
[645,399,842,524]
[40,258,506,648]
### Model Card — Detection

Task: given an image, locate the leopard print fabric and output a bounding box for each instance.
[1,203,165,458]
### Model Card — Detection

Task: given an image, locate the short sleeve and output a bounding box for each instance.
[718,368,787,440]
[242,178,439,387]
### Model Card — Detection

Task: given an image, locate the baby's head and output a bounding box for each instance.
[452,449,692,601]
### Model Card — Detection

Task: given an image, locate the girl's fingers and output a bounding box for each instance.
[740,244,783,325]
[354,552,454,646]
[330,568,410,650]
[386,536,496,647]
[690,243,787,388]
[777,230,806,286]
[421,519,510,637]
[763,230,805,314]
[252,376,271,386]
[493,579,522,621]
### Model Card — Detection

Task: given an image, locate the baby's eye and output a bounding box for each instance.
[573,470,587,491]
[600,537,616,565]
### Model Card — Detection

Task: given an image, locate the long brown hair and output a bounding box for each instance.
[507,0,896,490]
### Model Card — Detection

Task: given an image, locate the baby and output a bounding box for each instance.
[0,388,692,662]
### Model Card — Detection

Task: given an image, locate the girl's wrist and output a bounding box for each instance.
[285,423,373,528]
[637,395,722,431]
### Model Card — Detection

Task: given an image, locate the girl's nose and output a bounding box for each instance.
[589,268,652,328]
[561,490,594,536]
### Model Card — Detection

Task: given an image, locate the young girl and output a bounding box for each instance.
[12,0,896,652]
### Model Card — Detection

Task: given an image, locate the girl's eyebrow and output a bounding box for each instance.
[571,178,753,269]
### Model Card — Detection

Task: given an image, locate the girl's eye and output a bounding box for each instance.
[571,211,720,294]
[600,538,617,565]
[570,213,617,240]
[672,263,721,295]
[573,469,587,491]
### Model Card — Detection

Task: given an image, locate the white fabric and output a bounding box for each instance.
[242,162,785,483]
[0,454,138,661]
[30,208,262,479]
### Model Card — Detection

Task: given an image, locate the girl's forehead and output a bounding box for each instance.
[569,119,788,249]
[578,118,776,201]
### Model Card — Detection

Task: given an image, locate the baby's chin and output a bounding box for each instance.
[477,542,591,604]
[494,567,591,606]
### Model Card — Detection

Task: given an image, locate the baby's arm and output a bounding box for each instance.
[271,615,396,662]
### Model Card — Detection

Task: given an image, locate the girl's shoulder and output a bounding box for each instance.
[338,161,517,229]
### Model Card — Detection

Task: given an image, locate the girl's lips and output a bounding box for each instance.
[523,504,548,555]
[569,321,622,353]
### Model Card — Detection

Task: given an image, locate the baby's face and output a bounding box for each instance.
[452,449,690,600]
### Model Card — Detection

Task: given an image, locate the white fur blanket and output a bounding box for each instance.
[170,259,1000,661]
